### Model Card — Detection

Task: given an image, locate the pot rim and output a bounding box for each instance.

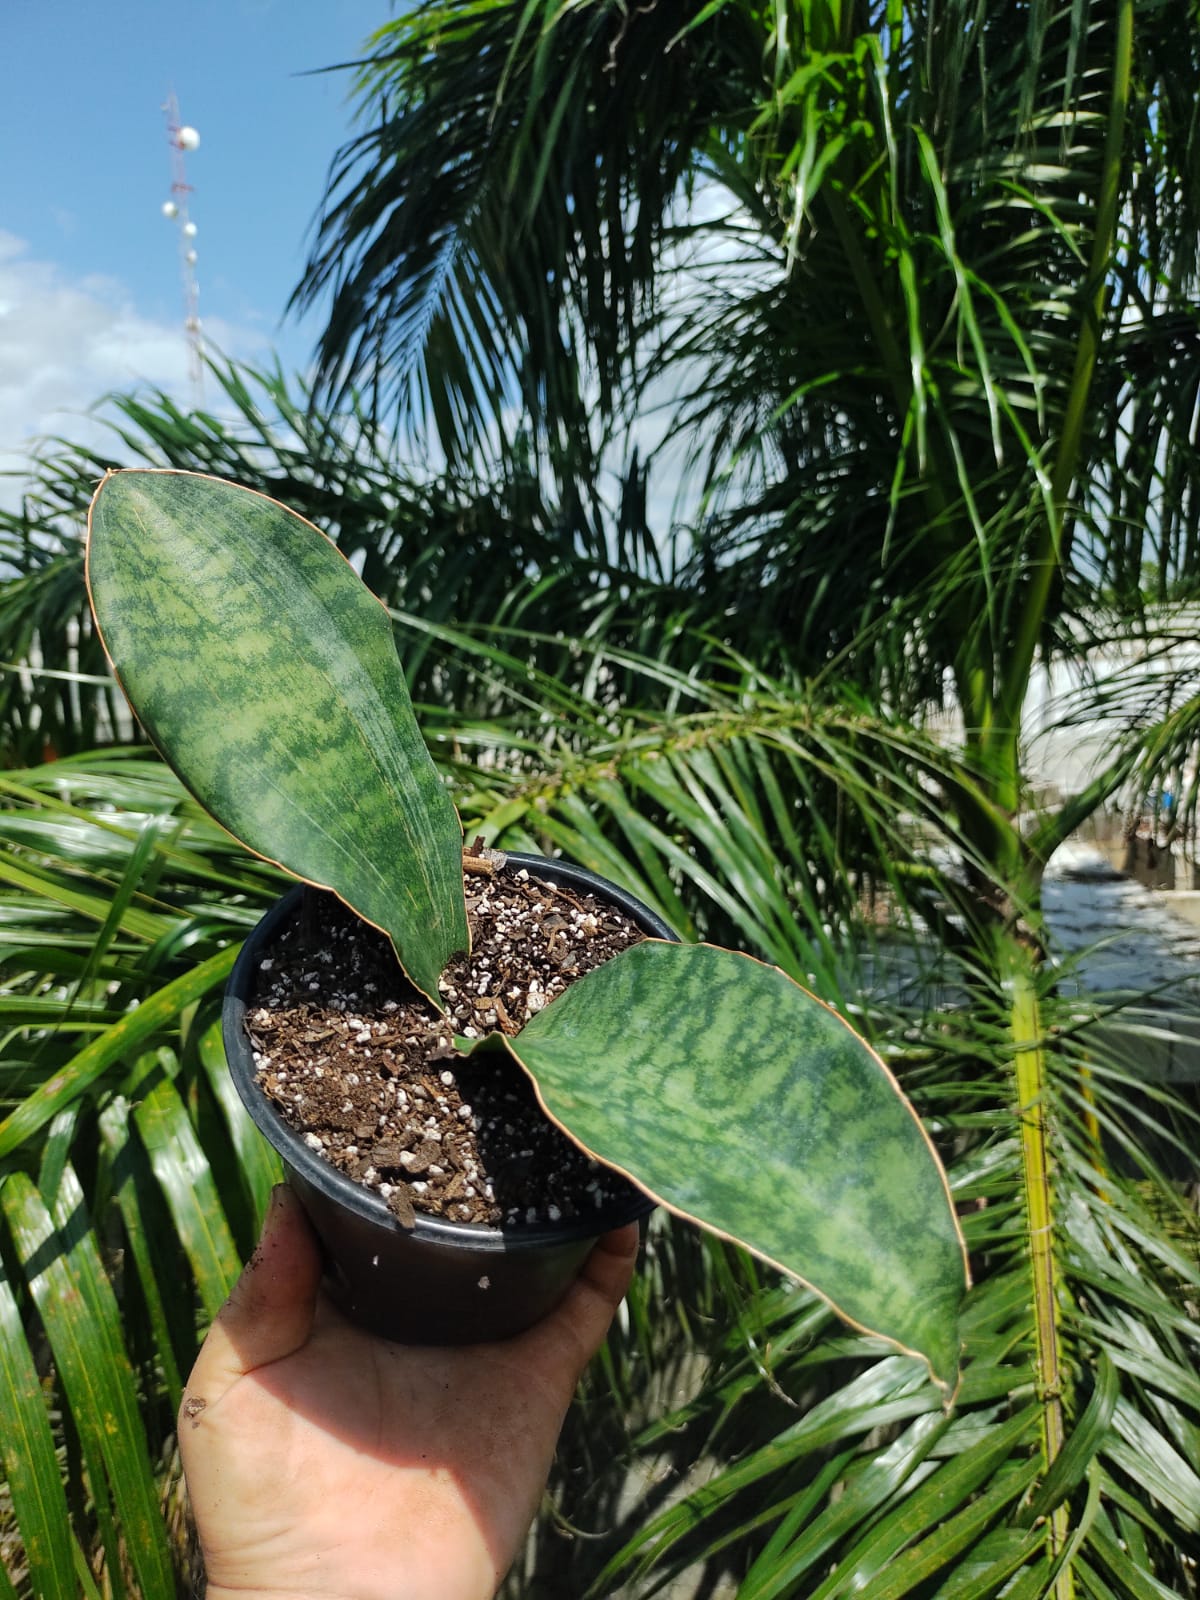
[223,851,675,1252]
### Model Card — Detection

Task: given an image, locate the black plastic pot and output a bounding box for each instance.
[223,853,677,1344]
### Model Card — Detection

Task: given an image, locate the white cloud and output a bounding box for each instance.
[0,231,266,504]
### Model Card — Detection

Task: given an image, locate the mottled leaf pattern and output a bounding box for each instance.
[502,942,968,1391]
[86,469,467,1002]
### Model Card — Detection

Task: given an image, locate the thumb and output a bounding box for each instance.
[521,1222,639,1385]
[184,1184,322,1405]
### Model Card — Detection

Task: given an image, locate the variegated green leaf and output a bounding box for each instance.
[498,942,968,1392]
[86,469,467,1002]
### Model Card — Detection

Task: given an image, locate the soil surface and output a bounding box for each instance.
[245,858,649,1228]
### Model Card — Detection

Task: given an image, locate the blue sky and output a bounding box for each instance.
[2,0,390,477]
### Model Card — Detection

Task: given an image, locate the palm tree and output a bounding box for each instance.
[296,0,1200,750]
[416,624,1200,1597]
[3,637,1198,1597]
[293,1,1200,1591]
[0,357,678,767]
[3,1,1200,1593]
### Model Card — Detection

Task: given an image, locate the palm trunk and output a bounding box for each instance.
[957,24,1136,1588]
[959,717,1072,1590]
[1004,938,1073,1598]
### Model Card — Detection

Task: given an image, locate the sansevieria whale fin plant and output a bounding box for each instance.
[86,468,969,1394]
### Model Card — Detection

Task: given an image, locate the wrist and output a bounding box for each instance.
[204,1589,335,1600]
[205,1591,318,1600]
[204,1591,350,1600]
[203,1582,494,1600]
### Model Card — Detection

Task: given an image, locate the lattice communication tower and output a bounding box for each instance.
[161,92,203,400]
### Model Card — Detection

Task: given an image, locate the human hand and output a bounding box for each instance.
[179,1184,638,1600]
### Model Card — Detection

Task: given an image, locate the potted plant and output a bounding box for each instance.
[221,855,677,1343]
[86,469,969,1395]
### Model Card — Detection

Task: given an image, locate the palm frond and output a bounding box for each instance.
[0,355,682,766]
[0,751,286,1594]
